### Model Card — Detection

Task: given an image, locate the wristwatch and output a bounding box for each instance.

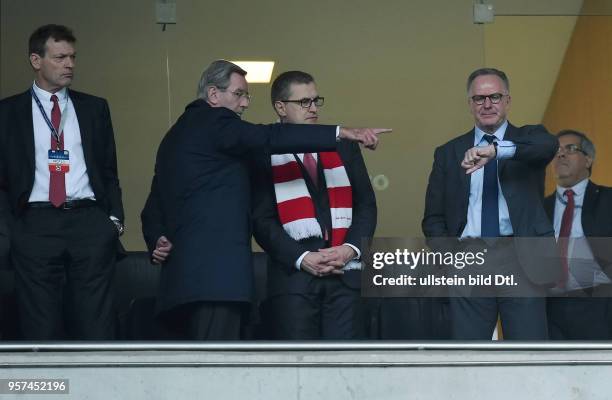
[111,219,125,236]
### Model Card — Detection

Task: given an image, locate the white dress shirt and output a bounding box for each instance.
[554,178,611,290]
[461,120,516,238]
[29,82,95,202]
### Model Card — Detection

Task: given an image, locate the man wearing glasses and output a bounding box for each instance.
[141,62,387,340]
[251,71,377,339]
[422,68,559,340]
[544,130,612,339]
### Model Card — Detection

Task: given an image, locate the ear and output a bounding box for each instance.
[29,53,41,71]
[505,94,512,107]
[207,86,218,105]
[274,101,287,117]
[585,155,593,170]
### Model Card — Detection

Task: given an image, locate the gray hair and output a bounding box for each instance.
[196,60,247,100]
[557,129,596,175]
[467,68,509,93]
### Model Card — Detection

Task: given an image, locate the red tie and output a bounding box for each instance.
[558,189,575,287]
[49,95,66,207]
[303,153,318,187]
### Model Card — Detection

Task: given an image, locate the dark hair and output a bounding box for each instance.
[29,24,76,57]
[467,68,509,93]
[270,71,315,107]
[557,129,596,175]
[196,60,247,100]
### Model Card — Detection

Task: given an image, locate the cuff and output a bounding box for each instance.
[295,251,310,270]
[343,243,361,259]
[495,140,516,159]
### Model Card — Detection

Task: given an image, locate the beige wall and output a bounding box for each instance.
[543,13,612,191]
[484,16,577,126]
[0,0,593,250]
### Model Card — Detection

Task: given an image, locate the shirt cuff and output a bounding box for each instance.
[495,140,516,159]
[343,243,361,259]
[109,215,120,222]
[295,251,310,270]
[336,126,341,141]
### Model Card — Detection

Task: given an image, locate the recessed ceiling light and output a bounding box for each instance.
[231,61,275,83]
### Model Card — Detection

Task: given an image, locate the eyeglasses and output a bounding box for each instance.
[281,96,324,108]
[220,88,252,102]
[470,93,507,105]
[557,143,587,155]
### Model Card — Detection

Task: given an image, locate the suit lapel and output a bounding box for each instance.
[69,90,95,170]
[294,153,321,194]
[582,180,598,236]
[497,122,516,175]
[16,91,36,178]
[543,192,555,222]
[454,130,474,204]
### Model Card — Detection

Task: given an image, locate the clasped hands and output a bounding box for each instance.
[461,144,496,174]
[152,235,173,264]
[300,245,357,277]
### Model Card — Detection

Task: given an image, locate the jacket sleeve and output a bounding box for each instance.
[511,124,559,168]
[99,99,125,222]
[422,145,450,238]
[251,155,311,271]
[211,108,337,156]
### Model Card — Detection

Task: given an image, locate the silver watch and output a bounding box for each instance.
[112,219,125,236]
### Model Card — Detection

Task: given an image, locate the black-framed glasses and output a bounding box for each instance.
[281,96,324,108]
[557,143,587,155]
[470,93,507,105]
[220,88,252,102]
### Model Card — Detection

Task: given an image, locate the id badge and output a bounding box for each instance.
[48,149,70,173]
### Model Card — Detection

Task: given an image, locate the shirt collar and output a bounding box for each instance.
[32,81,68,103]
[474,120,508,145]
[556,178,588,199]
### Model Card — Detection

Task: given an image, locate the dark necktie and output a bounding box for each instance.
[49,94,66,207]
[303,153,318,187]
[481,134,499,237]
[558,189,575,287]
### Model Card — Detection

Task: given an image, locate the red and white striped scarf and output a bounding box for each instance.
[271,152,352,246]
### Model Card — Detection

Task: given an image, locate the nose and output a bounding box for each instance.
[65,56,75,69]
[308,101,318,112]
[240,97,250,110]
[556,146,568,157]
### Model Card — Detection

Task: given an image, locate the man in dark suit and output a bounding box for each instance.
[422,68,559,340]
[251,71,377,339]
[141,60,387,340]
[0,24,124,340]
[544,130,612,339]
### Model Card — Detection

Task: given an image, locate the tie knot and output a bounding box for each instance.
[564,189,575,199]
[50,95,59,104]
[483,135,496,144]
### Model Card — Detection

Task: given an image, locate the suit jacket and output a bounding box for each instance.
[544,180,612,279]
[251,141,377,297]
[140,99,338,313]
[0,89,125,253]
[422,123,560,284]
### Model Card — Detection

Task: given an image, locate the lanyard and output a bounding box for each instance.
[31,88,69,149]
